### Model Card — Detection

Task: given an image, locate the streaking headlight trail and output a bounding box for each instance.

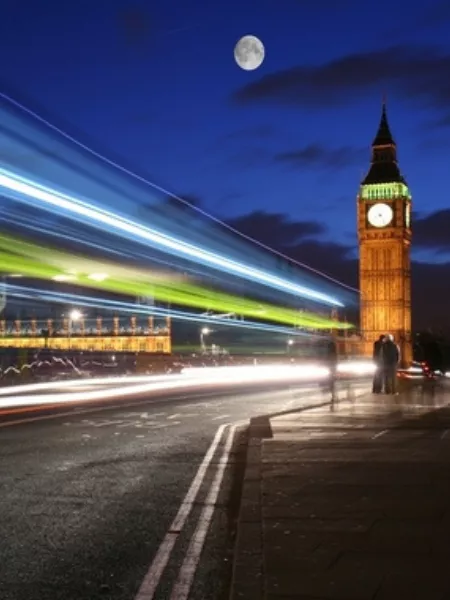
[0,168,342,307]
[0,233,351,329]
[0,362,376,411]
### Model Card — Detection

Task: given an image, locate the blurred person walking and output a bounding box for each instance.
[382,334,400,394]
[372,334,385,394]
[324,337,338,402]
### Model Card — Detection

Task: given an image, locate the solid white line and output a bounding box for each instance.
[372,429,388,439]
[441,430,448,440]
[169,425,237,600]
[211,414,230,421]
[134,423,228,600]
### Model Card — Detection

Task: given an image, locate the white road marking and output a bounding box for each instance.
[211,414,230,421]
[372,429,388,439]
[94,420,121,427]
[441,430,448,440]
[134,423,228,600]
[169,425,237,600]
[167,413,181,420]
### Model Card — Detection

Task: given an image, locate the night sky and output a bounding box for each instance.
[1,0,450,331]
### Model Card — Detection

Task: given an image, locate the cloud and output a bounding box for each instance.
[227,210,325,248]
[225,142,365,172]
[117,6,152,47]
[413,209,450,252]
[228,210,450,333]
[429,113,450,129]
[274,144,366,170]
[222,125,275,141]
[225,147,273,170]
[418,0,450,26]
[163,193,203,211]
[230,44,450,111]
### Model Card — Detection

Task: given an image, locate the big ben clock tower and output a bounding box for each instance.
[358,103,412,366]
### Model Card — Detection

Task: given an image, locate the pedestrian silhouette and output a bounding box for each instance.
[382,334,400,394]
[324,338,338,402]
[372,334,385,393]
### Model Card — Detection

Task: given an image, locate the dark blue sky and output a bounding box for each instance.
[1,0,450,328]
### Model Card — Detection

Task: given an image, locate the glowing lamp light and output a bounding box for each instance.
[201,327,210,335]
[69,309,82,321]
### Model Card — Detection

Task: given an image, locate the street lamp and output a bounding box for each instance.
[287,339,294,354]
[70,309,82,322]
[200,327,210,352]
[68,309,82,347]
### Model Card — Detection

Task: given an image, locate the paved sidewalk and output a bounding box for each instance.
[230,382,450,600]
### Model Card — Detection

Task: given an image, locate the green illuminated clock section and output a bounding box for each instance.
[360,182,411,201]
[405,204,411,228]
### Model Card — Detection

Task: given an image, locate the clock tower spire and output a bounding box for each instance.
[357,103,412,366]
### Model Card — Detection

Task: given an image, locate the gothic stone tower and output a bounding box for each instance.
[357,104,412,366]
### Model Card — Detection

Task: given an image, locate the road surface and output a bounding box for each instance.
[0,379,368,600]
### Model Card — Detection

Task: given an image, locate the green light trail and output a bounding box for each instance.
[0,234,352,330]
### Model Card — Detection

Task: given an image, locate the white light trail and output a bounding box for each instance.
[0,168,343,307]
[336,360,376,375]
[0,362,376,411]
[0,92,358,294]
[0,374,184,397]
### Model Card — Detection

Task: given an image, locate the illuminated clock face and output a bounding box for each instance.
[367,203,393,228]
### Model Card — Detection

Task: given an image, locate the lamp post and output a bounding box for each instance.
[287,338,294,354]
[200,327,210,353]
[68,309,82,349]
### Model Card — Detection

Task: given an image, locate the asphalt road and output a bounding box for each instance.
[0,379,369,600]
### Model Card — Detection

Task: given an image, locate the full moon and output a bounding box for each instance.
[234,35,265,71]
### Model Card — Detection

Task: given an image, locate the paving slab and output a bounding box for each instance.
[230,383,450,600]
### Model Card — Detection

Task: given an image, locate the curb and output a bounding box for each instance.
[228,383,372,599]
[229,435,264,600]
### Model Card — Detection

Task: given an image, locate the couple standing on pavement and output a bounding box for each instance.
[372,334,400,394]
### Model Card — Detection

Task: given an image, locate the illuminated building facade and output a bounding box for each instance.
[0,315,171,354]
[357,104,412,365]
